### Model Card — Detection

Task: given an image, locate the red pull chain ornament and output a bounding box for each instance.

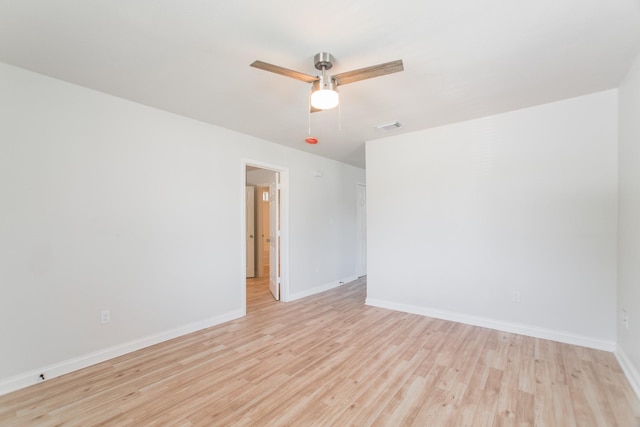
[305,137,318,145]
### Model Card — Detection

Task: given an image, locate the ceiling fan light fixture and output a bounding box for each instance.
[311,88,339,110]
[310,75,339,110]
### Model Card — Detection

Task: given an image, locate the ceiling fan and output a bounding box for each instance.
[250,52,404,112]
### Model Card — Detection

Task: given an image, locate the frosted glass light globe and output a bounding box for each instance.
[311,89,339,110]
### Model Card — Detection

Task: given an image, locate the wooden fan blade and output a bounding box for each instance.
[250,60,318,83]
[310,105,322,113]
[333,59,404,86]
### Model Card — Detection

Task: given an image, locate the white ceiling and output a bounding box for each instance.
[1,0,639,168]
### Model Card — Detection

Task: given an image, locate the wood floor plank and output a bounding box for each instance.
[0,276,638,426]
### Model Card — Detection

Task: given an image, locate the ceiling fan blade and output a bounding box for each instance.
[250,60,318,83]
[310,105,322,113]
[332,59,404,86]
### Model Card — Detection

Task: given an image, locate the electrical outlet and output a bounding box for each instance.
[622,309,629,330]
[101,309,111,324]
[512,291,521,303]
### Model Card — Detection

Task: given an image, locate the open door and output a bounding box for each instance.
[269,173,280,300]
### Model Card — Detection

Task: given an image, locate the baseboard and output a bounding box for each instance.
[289,275,357,301]
[365,298,616,352]
[0,309,244,396]
[615,347,640,401]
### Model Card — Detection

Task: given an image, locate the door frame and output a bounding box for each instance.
[241,159,290,312]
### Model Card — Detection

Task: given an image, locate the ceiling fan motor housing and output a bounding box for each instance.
[312,76,337,92]
[314,52,334,71]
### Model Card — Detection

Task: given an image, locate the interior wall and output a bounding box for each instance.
[0,62,365,393]
[617,52,640,396]
[366,90,618,349]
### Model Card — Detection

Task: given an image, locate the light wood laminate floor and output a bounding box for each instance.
[1,277,638,426]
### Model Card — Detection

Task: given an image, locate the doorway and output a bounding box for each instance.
[243,161,289,313]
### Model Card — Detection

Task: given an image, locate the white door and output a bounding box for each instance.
[261,188,270,275]
[269,174,280,300]
[356,183,367,277]
[246,186,255,278]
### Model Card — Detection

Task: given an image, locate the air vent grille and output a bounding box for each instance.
[376,121,402,131]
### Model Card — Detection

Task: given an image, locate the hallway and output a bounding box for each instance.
[246,275,275,313]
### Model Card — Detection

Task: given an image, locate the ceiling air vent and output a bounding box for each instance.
[375,121,402,131]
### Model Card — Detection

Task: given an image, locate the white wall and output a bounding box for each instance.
[618,52,640,397]
[0,62,364,393]
[366,91,618,350]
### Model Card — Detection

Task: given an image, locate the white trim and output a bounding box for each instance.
[0,310,243,396]
[615,347,640,401]
[289,275,358,301]
[240,161,248,313]
[365,298,616,352]
[242,159,290,302]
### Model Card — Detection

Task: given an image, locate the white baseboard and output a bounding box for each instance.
[615,347,640,401]
[289,275,357,301]
[365,298,616,352]
[0,309,244,396]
